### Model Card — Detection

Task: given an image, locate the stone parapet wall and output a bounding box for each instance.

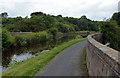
[87,33,120,77]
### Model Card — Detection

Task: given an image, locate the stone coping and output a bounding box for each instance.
[87,33,120,76]
[87,33,120,63]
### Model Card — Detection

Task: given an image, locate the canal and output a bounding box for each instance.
[2,35,78,71]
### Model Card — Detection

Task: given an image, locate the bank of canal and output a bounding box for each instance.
[2,35,79,72]
[3,37,86,76]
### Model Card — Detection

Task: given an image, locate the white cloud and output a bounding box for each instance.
[0,0,119,20]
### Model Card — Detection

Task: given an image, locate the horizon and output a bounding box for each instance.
[0,0,119,21]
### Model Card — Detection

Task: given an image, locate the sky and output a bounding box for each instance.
[0,0,119,21]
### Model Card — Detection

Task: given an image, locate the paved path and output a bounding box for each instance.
[37,40,88,76]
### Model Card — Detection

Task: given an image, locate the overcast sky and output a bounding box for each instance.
[0,0,119,21]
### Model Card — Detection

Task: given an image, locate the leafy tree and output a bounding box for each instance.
[2,29,15,51]
[2,17,23,27]
[111,12,120,26]
[57,15,62,17]
[2,11,99,33]
[30,12,45,16]
[81,15,87,19]
[49,27,58,36]
[101,21,120,51]
[0,12,8,18]
[101,12,120,51]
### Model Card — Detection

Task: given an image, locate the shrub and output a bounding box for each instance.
[49,28,58,36]
[101,21,120,51]
[2,29,15,51]
[15,31,50,46]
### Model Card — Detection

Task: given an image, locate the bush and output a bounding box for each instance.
[2,29,15,51]
[15,31,50,46]
[101,21,120,51]
[49,28,58,36]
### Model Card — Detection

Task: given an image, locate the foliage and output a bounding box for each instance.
[2,11,99,51]
[0,12,8,18]
[2,17,23,27]
[30,12,45,16]
[101,12,120,51]
[2,29,15,51]
[56,23,75,33]
[64,16,99,31]
[3,38,86,76]
[101,21,120,51]
[111,12,120,26]
[2,12,99,33]
[2,30,50,50]
[82,48,89,76]
[48,27,58,36]
[15,31,50,46]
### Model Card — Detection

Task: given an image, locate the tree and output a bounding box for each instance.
[111,12,120,26]
[2,11,99,32]
[49,28,58,36]
[2,29,15,51]
[30,12,44,16]
[57,15,62,17]
[81,15,87,19]
[101,21,120,51]
[0,12,8,18]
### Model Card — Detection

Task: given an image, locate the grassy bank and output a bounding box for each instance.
[3,38,86,76]
[82,47,89,76]
[69,31,95,34]
[14,31,50,46]
[2,29,50,51]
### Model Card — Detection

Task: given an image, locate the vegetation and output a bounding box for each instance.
[101,12,120,51]
[0,12,8,18]
[1,10,120,76]
[82,47,89,76]
[1,11,99,51]
[15,31,50,47]
[3,38,86,76]
[2,28,15,51]
[2,30,50,51]
[2,12,99,33]
[111,12,120,26]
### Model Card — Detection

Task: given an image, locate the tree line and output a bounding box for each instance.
[1,12,99,51]
[2,12,99,33]
[2,11,120,51]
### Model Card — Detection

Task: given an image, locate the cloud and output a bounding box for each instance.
[0,0,119,20]
[118,1,120,12]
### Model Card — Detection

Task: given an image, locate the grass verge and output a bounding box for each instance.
[3,38,86,76]
[69,31,95,34]
[82,47,89,76]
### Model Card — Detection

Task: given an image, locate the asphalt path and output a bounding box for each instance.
[37,40,88,76]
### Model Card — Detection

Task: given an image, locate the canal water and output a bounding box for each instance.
[2,35,77,71]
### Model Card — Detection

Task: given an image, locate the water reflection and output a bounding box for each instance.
[11,53,35,64]
[2,35,77,71]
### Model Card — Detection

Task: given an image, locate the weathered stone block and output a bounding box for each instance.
[87,33,120,77]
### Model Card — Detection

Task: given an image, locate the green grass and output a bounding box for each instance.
[15,31,50,46]
[82,47,89,76]
[2,28,15,51]
[69,31,95,34]
[3,38,86,76]
[2,30,50,51]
